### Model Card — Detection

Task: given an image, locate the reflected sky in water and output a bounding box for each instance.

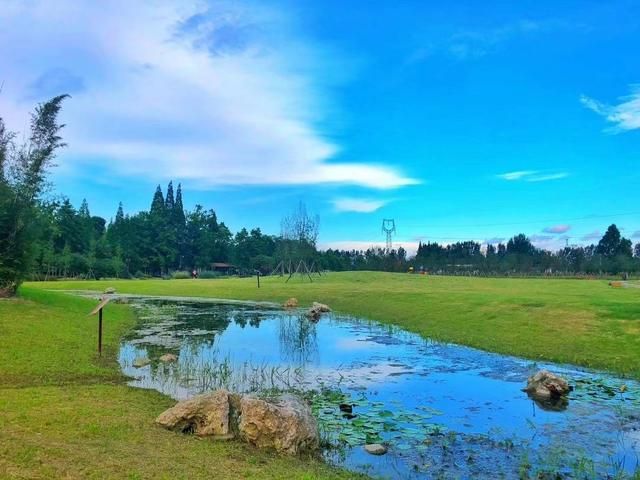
[119,299,640,479]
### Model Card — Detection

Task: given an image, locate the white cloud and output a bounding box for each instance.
[497,170,536,181]
[581,85,640,133]
[497,170,568,182]
[332,197,387,213]
[542,224,571,234]
[0,0,417,190]
[581,230,601,242]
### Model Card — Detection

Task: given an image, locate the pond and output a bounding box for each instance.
[117,297,640,479]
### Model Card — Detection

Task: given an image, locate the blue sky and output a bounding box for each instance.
[1,0,639,253]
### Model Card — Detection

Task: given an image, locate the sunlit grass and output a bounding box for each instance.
[0,288,363,479]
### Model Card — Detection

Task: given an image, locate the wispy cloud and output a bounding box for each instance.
[581,230,601,242]
[543,224,571,234]
[485,237,505,244]
[632,230,640,239]
[0,0,417,190]
[581,85,640,133]
[497,170,568,182]
[448,20,542,60]
[332,198,387,213]
[497,170,536,181]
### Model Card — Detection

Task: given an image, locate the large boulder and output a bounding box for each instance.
[155,390,230,436]
[239,394,319,454]
[524,370,571,399]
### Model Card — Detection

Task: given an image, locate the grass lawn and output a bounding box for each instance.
[27,271,640,378]
[0,289,363,479]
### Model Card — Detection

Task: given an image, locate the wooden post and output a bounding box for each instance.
[89,296,111,356]
[98,308,103,356]
[256,271,261,288]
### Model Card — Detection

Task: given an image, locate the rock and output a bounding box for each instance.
[132,357,150,368]
[312,302,331,313]
[524,370,571,399]
[239,394,319,454]
[307,302,331,320]
[364,443,387,455]
[156,390,230,436]
[283,297,299,308]
[159,353,177,363]
[104,287,116,294]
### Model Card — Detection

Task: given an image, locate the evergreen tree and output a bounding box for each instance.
[150,185,165,216]
[596,224,632,258]
[79,198,90,218]
[165,181,175,210]
[174,183,186,226]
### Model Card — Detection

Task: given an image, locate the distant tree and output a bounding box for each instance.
[506,234,536,256]
[634,243,640,258]
[281,201,319,246]
[150,185,165,216]
[279,201,319,262]
[0,95,68,295]
[165,181,175,210]
[174,183,186,227]
[596,224,632,258]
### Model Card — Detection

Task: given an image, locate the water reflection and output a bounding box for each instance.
[118,298,640,479]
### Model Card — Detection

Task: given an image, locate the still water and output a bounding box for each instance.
[117,298,640,479]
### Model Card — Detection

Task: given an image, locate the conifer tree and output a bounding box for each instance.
[165,181,175,210]
[150,185,165,216]
[174,183,186,226]
[115,202,124,224]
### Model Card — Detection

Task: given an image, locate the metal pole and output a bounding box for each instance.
[98,308,103,356]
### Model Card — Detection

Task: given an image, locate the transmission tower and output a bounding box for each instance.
[381,219,396,252]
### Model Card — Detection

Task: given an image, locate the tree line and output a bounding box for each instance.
[2,96,639,297]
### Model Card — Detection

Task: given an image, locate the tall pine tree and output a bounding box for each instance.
[150,185,165,216]
[165,181,175,210]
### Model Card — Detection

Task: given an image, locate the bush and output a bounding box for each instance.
[198,270,222,279]
[171,270,191,279]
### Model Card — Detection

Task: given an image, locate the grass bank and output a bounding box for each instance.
[0,288,363,479]
[28,272,640,378]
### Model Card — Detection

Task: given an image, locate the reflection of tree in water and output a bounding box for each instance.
[233,311,266,328]
[279,314,318,363]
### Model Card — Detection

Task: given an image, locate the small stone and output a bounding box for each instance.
[132,357,150,368]
[306,302,331,320]
[159,353,177,363]
[364,443,387,455]
[283,298,299,308]
[312,302,331,313]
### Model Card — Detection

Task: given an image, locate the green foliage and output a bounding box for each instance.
[171,270,191,279]
[0,95,68,295]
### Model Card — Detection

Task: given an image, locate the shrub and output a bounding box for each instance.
[171,270,191,279]
[198,270,222,279]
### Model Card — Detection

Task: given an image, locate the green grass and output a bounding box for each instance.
[0,289,363,479]
[27,271,640,378]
